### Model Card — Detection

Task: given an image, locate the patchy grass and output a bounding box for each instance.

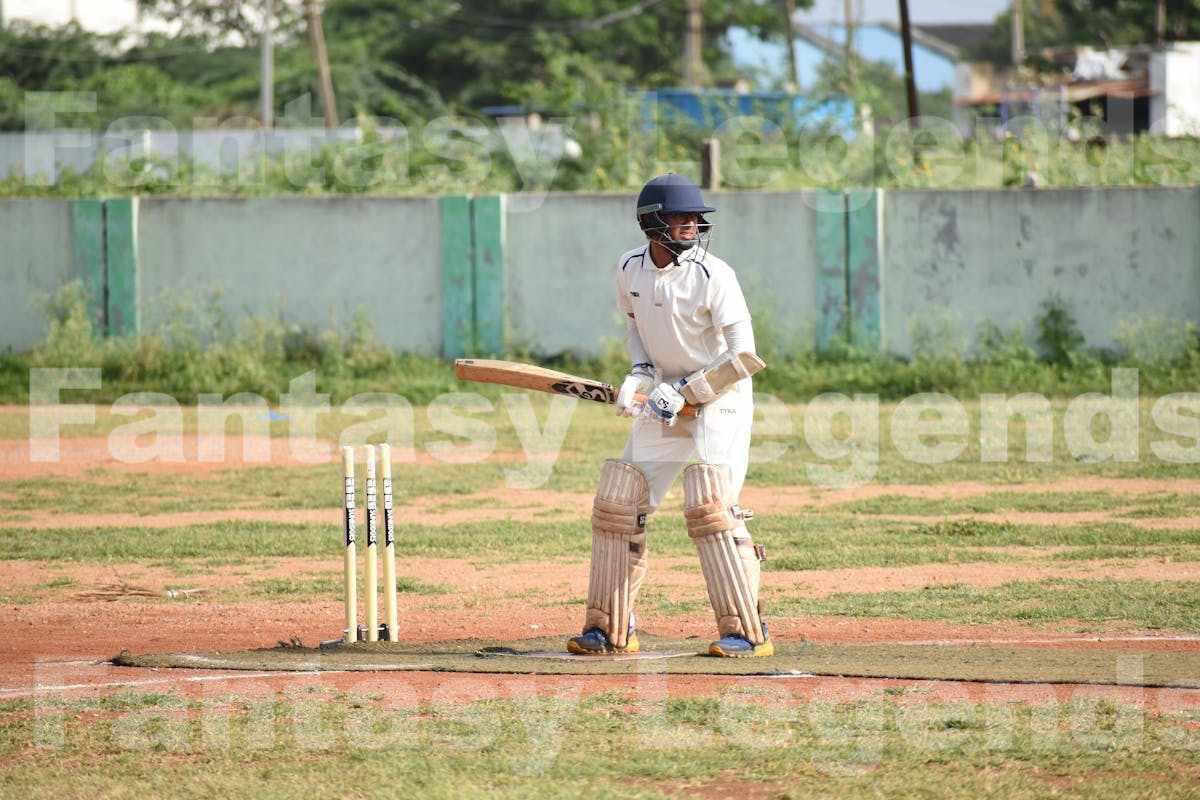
[0,460,510,515]
[637,588,706,617]
[833,491,1119,516]
[5,516,1200,573]
[247,575,449,601]
[836,490,1200,518]
[0,691,1198,798]
[32,575,76,590]
[1120,493,1200,519]
[773,579,1200,632]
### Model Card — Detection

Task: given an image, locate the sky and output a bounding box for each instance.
[5,0,140,32]
[800,0,1011,24]
[6,0,1013,33]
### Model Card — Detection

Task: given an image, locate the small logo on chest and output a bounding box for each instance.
[629,291,640,297]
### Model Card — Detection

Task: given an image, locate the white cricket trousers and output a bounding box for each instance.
[621,379,753,510]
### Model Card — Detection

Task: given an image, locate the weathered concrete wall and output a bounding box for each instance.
[137,197,442,353]
[880,188,1200,355]
[3,189,1198,360]
[505,191,823,357]
[0,200,75,351]
[505,194,628,356]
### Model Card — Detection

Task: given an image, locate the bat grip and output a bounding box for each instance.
[632,392,699,418]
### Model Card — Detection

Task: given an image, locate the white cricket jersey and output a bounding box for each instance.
[615,244,751,380]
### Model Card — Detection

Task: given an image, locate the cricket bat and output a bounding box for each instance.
[453,359,699,417]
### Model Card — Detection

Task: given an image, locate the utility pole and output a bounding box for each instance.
[684,0,705,88]
[261,0,274,128]
[844,0,856,88]
[897,0,920,126]
[68,0,78,23]
[307,0,338,128]
[782,0,799,90]
[1011,0,1026,66]
[1156,0,1167,46]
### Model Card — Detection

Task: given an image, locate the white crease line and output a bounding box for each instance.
[885,636,1200,646]
[0,671,317,697]
[758,672,817,679]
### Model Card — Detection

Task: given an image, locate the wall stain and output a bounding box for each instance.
[934,203,960,257]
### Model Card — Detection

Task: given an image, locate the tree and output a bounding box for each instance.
[971,0,1200,64]
[321,0,797,108]
[0,1,810,130]
[0,20,115,89]
[813,52,952,127]
[135,0,305,44]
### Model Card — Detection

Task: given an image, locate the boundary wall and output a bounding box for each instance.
[2,188,1196,358]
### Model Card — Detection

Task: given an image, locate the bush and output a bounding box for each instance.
[1034,295,1086,366]
[1114,315,1199,368]
[7,282,1200,405]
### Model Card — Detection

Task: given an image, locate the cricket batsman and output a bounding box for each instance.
[567,173,772,658]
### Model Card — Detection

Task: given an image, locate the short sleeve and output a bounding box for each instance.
[616,261,633,315]
[708,268,751,329]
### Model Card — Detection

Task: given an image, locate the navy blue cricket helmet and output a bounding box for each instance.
[636,173,714,257]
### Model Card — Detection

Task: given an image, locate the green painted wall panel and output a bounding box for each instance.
[105,197,140,336]
[70,199,105,330]
[440,196,472,358]
[814,190,848,350]
[847,189,882,349]
[471,195,506,357]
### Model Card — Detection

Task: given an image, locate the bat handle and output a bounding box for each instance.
[632,392,699,418]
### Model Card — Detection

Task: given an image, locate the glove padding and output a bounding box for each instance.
[646,381,686,426]
[615,369,655,417]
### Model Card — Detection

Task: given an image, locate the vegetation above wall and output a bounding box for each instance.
[4,283,1197,404]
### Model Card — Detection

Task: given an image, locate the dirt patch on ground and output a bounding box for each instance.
[3,552,1199,709]
[0,435,542,478]
[771,478,1200,505]
[3,555,1198,653]
[867,511,1198,530]
[8,553,1200,610]
[2,468,1198,706]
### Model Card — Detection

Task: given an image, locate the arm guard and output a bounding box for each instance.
[677,351,766,406]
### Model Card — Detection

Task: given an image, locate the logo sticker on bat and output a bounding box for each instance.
[550,381,616,403]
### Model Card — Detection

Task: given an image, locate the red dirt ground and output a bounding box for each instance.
[2,553,1199,709]
[1,434,539,478]
[2,432,1199,708]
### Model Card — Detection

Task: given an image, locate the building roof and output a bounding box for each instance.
[913,23,996,56]
[956,79,1157,107]
[860,21,995,62]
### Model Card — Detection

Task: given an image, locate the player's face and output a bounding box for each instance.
[661,212,699,243]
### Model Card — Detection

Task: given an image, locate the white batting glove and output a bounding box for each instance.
[646,381,686,426]
[615,366,655,417]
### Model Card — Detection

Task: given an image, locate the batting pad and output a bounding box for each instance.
[684,462,765,645]
[586,460,651,648]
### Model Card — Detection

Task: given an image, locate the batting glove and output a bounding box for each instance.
[615,365,655,417]
[646,381,686,426]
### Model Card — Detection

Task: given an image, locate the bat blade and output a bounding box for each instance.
[454,359,617,404]
[453,358,699,417]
